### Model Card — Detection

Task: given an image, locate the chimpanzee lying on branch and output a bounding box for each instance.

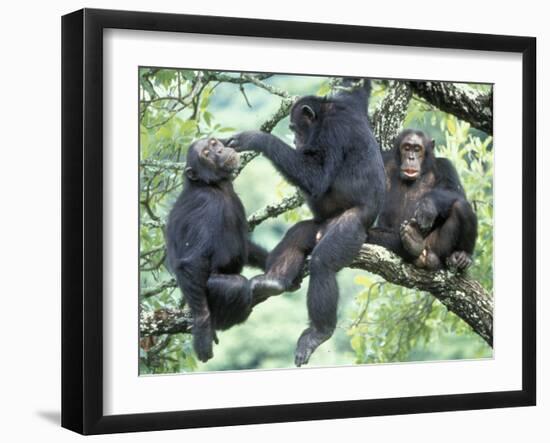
[368,129,478,271]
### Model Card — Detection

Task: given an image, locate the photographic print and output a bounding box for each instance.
[138,68,494,375]
[62,10,535,433]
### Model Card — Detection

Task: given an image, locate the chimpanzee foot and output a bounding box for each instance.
[250,275,286,300]
[413,248,443,271]
[295,327,332,367]
[193,325,215,363]
[400,219,425,258]
[446,251,472,272]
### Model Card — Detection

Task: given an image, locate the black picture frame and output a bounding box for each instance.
[61,8,536,435]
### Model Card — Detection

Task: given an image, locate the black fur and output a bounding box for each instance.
[368,129,478,271]
[166,138,268,362]
[228,79,385,366]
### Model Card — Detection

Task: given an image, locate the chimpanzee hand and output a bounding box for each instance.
[446,250,473,272]
[193,324,215,363]
[226,131,265,152]
[413,198,438,234]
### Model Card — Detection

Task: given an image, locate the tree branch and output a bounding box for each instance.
[247,192,305,231]
[205,72,274,85]
[140,159,186,171]
[350,245,493,346]
[372,81,412,151]
[140,244,493,345]
[409,81,493,134]
[141,278,176,298]
[140,308,193,336]
[232,97,296,175]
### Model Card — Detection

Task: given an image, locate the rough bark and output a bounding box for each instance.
[140,308,193,336]
[351,245,493,345]
[372,81,413,151]
[410,81,493,134]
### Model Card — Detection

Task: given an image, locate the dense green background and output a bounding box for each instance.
[139,70,493,374]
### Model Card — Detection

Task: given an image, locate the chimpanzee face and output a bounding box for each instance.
[399,133,426,181]
[197,138,240,172]
[185,138,240,183]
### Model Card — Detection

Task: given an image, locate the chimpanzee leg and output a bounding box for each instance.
[400,220,426,259]
[295,209,367,367]
[207,274,252,331]
[412,237,443,270]
[453,199,478,254]
[425,219,458,260]
[367,227,403,254]
[251,220,319,301]
[424,199,477,270]
[414,199,476,271]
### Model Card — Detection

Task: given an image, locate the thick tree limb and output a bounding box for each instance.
[140,244,493,345]
[410,81,493,134]
[140,308,193,336]
[372,81,412,151]
[350,245,493,345]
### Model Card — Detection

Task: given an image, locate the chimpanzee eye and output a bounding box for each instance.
[210,138,217,145]
[203,149,210,157]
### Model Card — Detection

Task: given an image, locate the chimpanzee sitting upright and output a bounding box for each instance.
[228,80,385,366]
[368,129,477,271]
[165,138,268,363]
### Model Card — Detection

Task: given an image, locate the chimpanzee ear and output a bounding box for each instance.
[185,166,198,181]
[301,104,316,120]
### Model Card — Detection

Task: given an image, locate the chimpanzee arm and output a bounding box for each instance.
[247,240,268,271]
[434,158,466,196]
[174,255,215,362]
[313,143,345,198]
[413,158,467,231]
[229,131,332,196]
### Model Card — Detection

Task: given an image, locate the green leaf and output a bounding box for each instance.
[446,117,456,135]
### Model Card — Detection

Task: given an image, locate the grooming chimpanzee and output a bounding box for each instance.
[368,129,477,271]
[228,80,385,366]
[165,138,268,363]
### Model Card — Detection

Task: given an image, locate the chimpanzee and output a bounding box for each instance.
[368,129,478,271]
[165,138,268,363]
[227,80,385,366]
